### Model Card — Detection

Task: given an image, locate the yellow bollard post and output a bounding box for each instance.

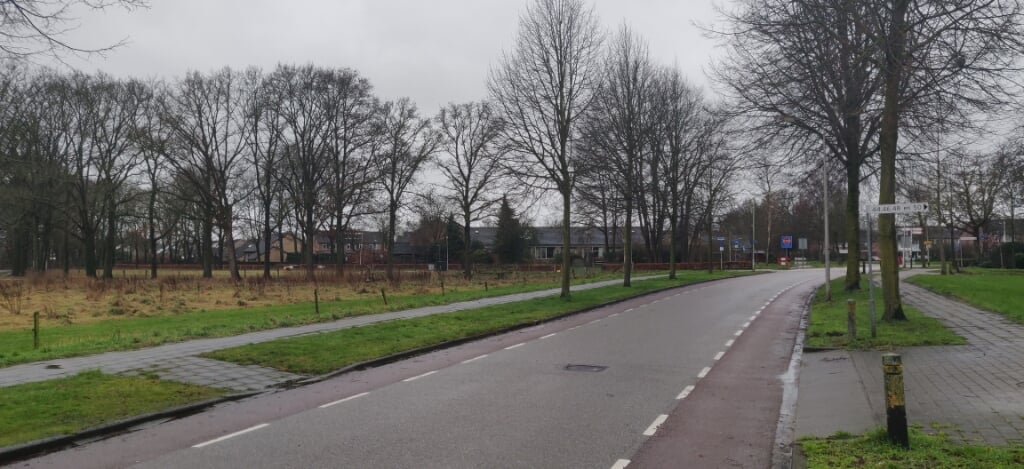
[882,353,909,448]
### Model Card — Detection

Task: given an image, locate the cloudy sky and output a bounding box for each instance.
[59,0,726,113]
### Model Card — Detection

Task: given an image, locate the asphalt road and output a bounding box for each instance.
[21,269,823,469]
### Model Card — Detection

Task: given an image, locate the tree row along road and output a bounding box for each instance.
[25,270,822,469]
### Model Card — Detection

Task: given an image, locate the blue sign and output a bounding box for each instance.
[780,235,793,250]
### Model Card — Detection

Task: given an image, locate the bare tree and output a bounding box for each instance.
[713,0,887,292]
[435,101,505,279]
[324,69,378,274]
[373,98,440,282]
[272,64,336,280]
[0,0,145,59]
[241,67,285,280]
[160,68,250,280]
[489,0,603,298]
[583,25,657,286]
[650,66,703,278]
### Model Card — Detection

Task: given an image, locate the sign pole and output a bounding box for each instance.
[867,213,877,338]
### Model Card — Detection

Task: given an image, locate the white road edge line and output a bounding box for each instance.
[749,315,758,321]
[540,333,557,339]
[643,414,669,436]
[193,423,269,448]
[319,392,369,409]
[504,343,525,350]
[676,384,695,400]
[734,329,743,337]
[625,308,634,312]
[610,459,631,469]
[743,321,751,328]
[697,366,712,379]
[609,313,620,318]
[725,339,734,348]
[461,354,489,364]
[714,351,725,361]
[403,370,438,382]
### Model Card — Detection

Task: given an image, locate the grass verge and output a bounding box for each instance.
[0,273,660,368]
[203,271,747,374]
[799,427,1024,468]
[907,269,1024,323]
[805,277,964,349]
[0,370,225,448]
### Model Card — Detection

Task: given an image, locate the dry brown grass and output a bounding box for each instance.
[0,266,555,332]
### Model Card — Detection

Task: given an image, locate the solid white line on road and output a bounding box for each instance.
[540,333,557,339]
[734,329,744,336]
[643,415,669,436]
[403,370,438,382]
[504,343,525,350]
[610,459,631,469]
[676,384,695,400]
[319,392,369,409]
[193,424,269,448]
[714,351,725,361]
[698,366,712,379]
[725,339,734,348]
[461,354,489,364]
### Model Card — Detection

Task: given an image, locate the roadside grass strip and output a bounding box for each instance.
[0,273,660,368]
[202,273,747,375]
[907,269,1024,324]
[805,278,964,350]
[799,427,1024,468]
[0,370,225,448]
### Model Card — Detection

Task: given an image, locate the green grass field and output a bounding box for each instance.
[204,271,746,374]
[907,269,1024,323]
[0,273,659,368]
[805,277,964,349]
[800,428,1024,468]
[0,370,225,447]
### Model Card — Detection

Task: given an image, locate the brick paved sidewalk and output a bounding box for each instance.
[0,276,657,392]
[796,272,1024,445]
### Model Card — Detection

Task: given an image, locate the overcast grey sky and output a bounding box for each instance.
[59,0,725,112]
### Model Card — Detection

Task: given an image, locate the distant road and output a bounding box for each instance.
[26,270,824,469]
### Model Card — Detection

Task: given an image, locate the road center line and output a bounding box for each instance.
[697,366,712,379]
[403,370,438,382]
[540,333,557,339]
[643,414,669,436]
[610,459,631,469]
[714,351,725,361]
[676,384,695,400]
[461,354,489,364]
[504,343,525,350]
[319,392,369,409]
[193,423,269,448]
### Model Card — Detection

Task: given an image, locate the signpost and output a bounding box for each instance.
[865,202,929,338]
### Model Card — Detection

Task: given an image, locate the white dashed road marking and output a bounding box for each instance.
[193,424,269,448]
[676,385,695,400]
[697,366,711,379]
[461,354,488,364]
[319,392,369,409]
[403,370,438,382]
[643,414,669,436]
[611,459,631,469]
[504,343,525,350]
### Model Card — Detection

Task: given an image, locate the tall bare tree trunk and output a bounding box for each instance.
[878,0,909,321]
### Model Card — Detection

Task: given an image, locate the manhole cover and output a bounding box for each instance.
[564,364,607,372]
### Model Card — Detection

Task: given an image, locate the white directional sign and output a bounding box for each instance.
[869,203,929,214]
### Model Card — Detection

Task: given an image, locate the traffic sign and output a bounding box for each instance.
[780,235,793,249]
[868,203,928,214]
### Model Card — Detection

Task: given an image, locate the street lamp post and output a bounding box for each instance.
[751,199,756,271]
